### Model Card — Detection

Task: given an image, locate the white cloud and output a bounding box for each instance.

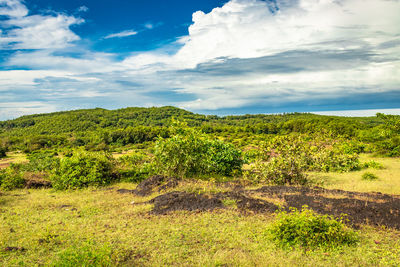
[77,6,89,13]
[144,23,154,29]
[0,101,58,120]
[0,0,28,17]
[1,0,400,118]
[104,30,138,39]
[0,0,83,50]
[171,0,400,68]
[7,50,123,73]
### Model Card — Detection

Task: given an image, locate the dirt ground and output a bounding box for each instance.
[119,177,400,230]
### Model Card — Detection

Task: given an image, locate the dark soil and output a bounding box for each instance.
[252,186,400,229]
[25,179,52,189]
[128,182,400,229]
[4,247,26,252]
[149,191,224,214]
[216,191,279,213]
[24,172,52,189]
[117,175,179,196]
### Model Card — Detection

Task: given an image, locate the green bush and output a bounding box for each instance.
[362,172,379,181]
[50,151,116,190]
[117,153,156,183]
[154,126,243,177]
[258,134,361,173]
[0,166,25,190]
[267,208,359,250]
[248,156,308,185]
[362,160,384,170]
[23,150,60,172]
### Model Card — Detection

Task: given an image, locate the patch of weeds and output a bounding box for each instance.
[362,172,379,181]
[222,198,237,208]
[363,160,384,170]
[53,241,112,266]
[38,232,60,245]
[267,207,359,251]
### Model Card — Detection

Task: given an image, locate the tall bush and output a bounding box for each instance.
[50,151,115,190]
[154,125,243,177]
[0,165,25,190]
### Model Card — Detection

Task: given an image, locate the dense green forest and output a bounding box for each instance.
[0,106,398,156]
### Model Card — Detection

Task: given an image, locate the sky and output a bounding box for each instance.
[0,0,400,120]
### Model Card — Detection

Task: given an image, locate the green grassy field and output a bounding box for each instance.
[1,155,400,266]
[310,154,400,195]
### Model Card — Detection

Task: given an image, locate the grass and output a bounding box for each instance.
[0,152,27,169]
[1,181,400,266]
[309,154,400,195]
[1,154,400,266]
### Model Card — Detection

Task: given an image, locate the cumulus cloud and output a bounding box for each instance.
[0,0,28,17]
[0,0,83,50]
[1,0,400,118]
[104,30,138,39]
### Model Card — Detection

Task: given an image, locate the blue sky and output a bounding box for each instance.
[0,0,399,120]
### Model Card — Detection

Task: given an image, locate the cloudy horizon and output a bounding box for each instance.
[1,0,399,120]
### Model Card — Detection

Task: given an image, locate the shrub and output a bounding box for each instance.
[362,160,384,170]
[248,157,308,185]
[362,172,379,181]
[258,134,361,173]
[0,165,25,190]
[267,208,359,250]
[23,150,60,172]
[117,154,156,183]
[154,126,243,177]
[50,151,116,190]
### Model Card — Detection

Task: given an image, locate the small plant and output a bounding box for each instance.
[0,165,25,190]
[363,160,384,170]
[362,172,379,181]
[50,150,116,190]
[267,207,359,250]
[222,198,237,208]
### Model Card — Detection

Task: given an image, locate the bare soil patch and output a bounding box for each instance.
[0,162,10,169]
[24,172,52,189]
[122,178,400,229]
[117,175,179,196]
[149,191,225,214]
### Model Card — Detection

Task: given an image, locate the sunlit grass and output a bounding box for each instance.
[1,179,400,266]
[1,154,400,265]
[0,151,27,169]
[309,154,400,195]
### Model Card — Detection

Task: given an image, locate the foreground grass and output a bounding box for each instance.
[1,182,400,266]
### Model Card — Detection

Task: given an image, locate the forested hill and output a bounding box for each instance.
[0,106,399,155]
[0,106,384,136]
[0,106,197,135]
